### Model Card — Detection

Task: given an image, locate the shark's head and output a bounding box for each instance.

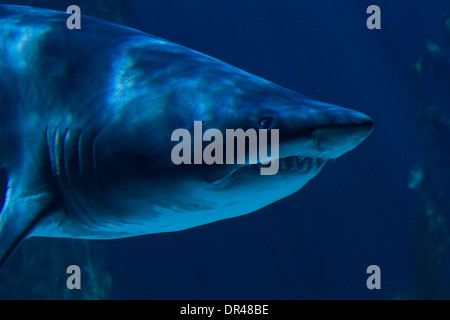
[91,39,373,234]
[192,81,373,213]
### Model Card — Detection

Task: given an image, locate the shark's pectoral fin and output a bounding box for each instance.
[0,182,53,268]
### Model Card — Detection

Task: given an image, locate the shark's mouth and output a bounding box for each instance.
[275,156,326,172]
[210,156,327,186]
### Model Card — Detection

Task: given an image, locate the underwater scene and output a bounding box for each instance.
[0,0,449,301]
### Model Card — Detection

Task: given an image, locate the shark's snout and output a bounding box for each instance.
[278,99,373,161]
[311,111,373,159]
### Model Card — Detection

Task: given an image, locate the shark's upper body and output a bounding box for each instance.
[0,5,372,266]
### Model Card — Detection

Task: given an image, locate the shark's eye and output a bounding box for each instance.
[259,117,274,129]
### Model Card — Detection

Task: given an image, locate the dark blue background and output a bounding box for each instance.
[106,0,450,299]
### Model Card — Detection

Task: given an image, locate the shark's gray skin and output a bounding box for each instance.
[0,5,373,267]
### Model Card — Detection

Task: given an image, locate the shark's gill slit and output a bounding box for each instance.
[62,128,71,183]
[75,130,83,179]
[62,129,96,225]
[45,127,94,226]
[91,132,101,192]
[0,168,7,213]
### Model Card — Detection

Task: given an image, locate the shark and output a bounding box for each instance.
[0,5,373,267]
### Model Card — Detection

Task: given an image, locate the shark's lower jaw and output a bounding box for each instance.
[211,156,327,186]
[277,156,326,172]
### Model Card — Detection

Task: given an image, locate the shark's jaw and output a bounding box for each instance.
[209,156,327,187]
[206,118,373,188]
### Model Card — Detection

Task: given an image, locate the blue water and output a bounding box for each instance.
[101,0,450,299]
[0,0,448,300]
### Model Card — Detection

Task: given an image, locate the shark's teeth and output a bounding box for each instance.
[280,158,286,170]
[314,158,325,167]
[210,155,328,186]
[284,156,326,172]
[258,156,325,173]
[213,156,326,185]
[288,157,296,172]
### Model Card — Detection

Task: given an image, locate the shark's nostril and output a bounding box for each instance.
[352,118,374,136]
[364,119,374,133]
[336,115,373,133]
[351,111,373,132]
